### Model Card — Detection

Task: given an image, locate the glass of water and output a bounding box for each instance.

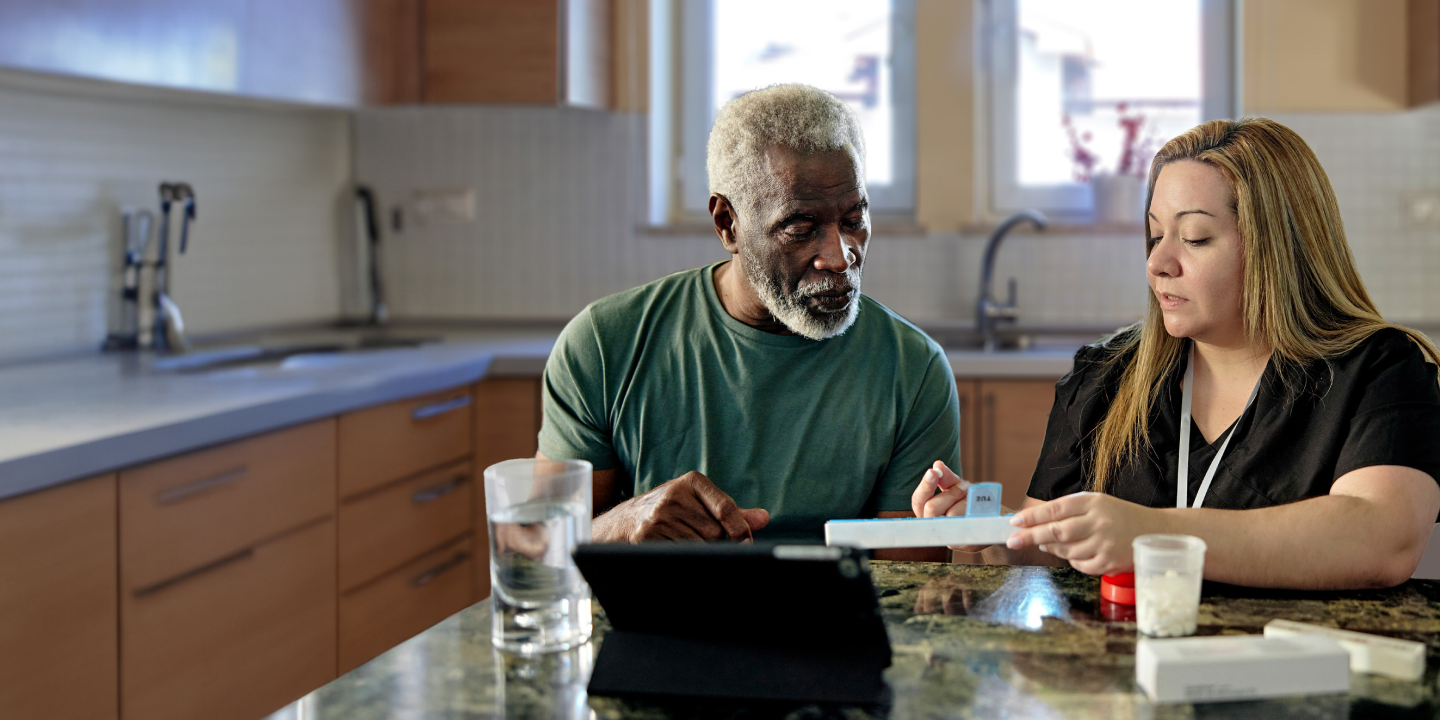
[485,458,593,654]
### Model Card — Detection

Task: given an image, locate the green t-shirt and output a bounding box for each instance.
[539,261,961,540]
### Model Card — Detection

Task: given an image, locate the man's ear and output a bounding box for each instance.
[710,194,740,254]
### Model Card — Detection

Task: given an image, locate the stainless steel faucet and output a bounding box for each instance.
[976,210,1046,352]
[151,182,196,353]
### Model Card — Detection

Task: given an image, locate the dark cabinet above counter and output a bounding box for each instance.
[0,0,641,110]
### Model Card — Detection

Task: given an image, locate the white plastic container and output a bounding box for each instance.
[1133,534,1206,637]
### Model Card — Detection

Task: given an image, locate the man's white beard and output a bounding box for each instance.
[742,253,863,341]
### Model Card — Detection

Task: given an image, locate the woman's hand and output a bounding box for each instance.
[911,461,990,553]
[1005,492,1162,576]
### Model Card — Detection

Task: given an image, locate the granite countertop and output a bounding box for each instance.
[284,561,1440,719]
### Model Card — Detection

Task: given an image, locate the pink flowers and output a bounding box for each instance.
[1064,102,1155,182]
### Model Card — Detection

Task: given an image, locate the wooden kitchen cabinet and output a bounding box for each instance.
[336,383,478,670]
[339,534,473,673]
[121,519,337,720]
[0,475,118,720]
[1243,0,1440,111]
[472,377,543,601]
[118,421,339,720]
[119,420,337,592]
[423,0,613,107]
[339,459,474,591]
[957,378,1059,512]
[338,386,473,497]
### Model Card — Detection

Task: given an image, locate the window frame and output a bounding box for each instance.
[660,0,918,223]
[982,0,1236,220]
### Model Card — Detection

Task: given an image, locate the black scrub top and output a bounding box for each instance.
[1028,327,1440,512]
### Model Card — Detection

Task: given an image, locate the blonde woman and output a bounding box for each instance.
[914,118,1440,589]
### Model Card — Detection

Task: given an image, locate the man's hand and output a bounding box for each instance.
[1005,492,1160,576]
[593,471,770,543]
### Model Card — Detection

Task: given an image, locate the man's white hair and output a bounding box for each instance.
[706,84,865,213]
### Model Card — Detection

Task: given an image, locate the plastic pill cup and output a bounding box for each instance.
[1132,534,1207,638]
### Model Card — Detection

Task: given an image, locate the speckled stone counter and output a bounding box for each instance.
[282,561,1440,719]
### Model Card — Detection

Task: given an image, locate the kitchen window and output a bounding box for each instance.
[986,0,1235,220]
[653,0,916,223]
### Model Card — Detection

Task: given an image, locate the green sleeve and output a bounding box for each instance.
[537,308,620,471]
[872,351,962,513]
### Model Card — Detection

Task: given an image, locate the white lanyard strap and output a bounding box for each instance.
[1177,345,1264,509]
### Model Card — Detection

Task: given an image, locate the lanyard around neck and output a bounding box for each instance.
[1177,344,1264,509]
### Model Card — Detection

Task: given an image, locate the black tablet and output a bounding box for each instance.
[573,542,891,704]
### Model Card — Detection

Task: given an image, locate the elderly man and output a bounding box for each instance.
[538,84,960,551]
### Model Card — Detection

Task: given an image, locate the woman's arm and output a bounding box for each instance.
[1007,465,1440,589]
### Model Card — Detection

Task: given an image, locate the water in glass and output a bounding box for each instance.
[489,499,591,653]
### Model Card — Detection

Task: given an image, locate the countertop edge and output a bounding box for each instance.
[0,352,502,502]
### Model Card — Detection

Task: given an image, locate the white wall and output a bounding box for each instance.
[355,105,1150,327]
[357,103,1440,329]
[0,71,351,364]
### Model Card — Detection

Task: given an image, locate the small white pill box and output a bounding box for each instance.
[1263,619,1426,681]
[1136,634,1350,703]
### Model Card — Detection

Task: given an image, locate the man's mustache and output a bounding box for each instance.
[796,274,859,298]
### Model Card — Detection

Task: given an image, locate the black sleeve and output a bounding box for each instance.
[1335,331,1440,487]
[1026,347,1107,501]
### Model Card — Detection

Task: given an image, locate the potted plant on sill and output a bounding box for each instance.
[1064,103,1154,224]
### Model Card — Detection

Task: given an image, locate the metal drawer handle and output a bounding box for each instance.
[411,551,470,588]
[412,474,468,504]
[133,547,256,598]
[411,395,471,421]
[157,466,248,505]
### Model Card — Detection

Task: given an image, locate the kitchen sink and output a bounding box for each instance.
[151,334,440,373]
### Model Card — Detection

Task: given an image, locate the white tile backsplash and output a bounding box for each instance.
[0,72,350,363]
[358,104,1440,329]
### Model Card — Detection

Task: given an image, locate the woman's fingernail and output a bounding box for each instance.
[1006,536,1021,549]
[1039,544,1049,554]
[1009,515,1023,526]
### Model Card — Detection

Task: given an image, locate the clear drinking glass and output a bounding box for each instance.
[1133,534,1207,637]
[485,458,593,654]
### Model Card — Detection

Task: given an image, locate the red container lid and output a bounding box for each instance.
[1100,572,1136,605]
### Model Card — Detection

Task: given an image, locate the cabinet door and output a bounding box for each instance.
[338,386,473,497]
[339,459,473,592]
[120,420,336,592]
[1243,0,1414,111]
[0,475,118,720]
[977,379,1059,511]
[473,377,541,601]
[121,519,337,720]
[955,379,979,484]
[339,535,473,674]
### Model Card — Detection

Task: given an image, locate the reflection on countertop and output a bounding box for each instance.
[279,561,1440,720]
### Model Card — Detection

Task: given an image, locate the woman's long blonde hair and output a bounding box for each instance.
[1089,117,1440,493]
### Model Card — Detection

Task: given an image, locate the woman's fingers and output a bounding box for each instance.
[923,486,966,518]
[910,468,943,517]
[914,462,969,518]
[1010,492,1094,528]
[1007,513,1095,549]
[934,461,963,490]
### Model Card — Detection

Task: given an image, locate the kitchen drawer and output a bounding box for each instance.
[121,518,337,720]
[0,475,118,720]
[339,459,473,591]
[338,386,473,497]
[339,534,473,674]
[119,420,336,592]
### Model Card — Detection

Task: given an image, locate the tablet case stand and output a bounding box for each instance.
[574,543,891,705]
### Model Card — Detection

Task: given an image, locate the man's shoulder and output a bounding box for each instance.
[853,294,947,363]
[581,265,711,331]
